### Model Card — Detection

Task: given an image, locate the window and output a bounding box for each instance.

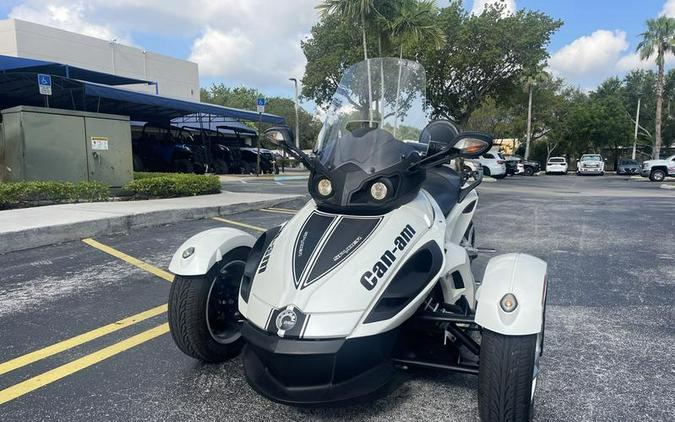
[484,153,495,159]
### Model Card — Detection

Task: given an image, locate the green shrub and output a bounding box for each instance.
[124,174,220,199]
[0,181,110,209]
[133,171,185,180]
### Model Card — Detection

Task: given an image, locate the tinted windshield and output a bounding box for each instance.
[315,58,428,173]
[620,160,638,165]
[581,155,602,161]
[549,158,565,163]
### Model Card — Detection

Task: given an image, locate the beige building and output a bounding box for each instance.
[0,19,199,101]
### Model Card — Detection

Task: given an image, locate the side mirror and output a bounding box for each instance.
[264,126,294,146]
[451,132,493,159]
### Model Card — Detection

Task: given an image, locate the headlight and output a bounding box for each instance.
[317,178,332,196]
[500,293,518,312]
[370,181,388,200]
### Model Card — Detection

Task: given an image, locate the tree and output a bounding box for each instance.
[421,4,561,124]
[302,1,562,124]
[201,85,322,149]
[637,16,675,158]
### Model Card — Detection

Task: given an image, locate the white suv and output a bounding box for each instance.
[546,157,568,174]
[641,154,675,181]
[468,150,507,179]
[576,154,605,176]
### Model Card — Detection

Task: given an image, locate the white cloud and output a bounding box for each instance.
[9,2,132,44]
[660,0,675,17]
[7,0,319,91]
[470,0,516,16]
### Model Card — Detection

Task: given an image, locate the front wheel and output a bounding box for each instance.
[168,247,249,362]
[524,166,534,176]
[650,169,666,182]
[478,330,541,422]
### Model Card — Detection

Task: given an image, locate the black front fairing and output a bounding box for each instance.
[309,129,425,215]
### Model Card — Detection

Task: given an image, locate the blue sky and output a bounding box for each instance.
[1,0,673,104]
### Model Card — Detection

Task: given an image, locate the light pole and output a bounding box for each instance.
[632,97,641,160]
[289,78,300,149]
[525,81,533,160]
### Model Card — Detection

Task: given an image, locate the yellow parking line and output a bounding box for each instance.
[82,238,174,282]
[0,305,167,376]
[212,217,266,232]
[266,207,299,213]
[260,208,295,215]
[0,323,169,405]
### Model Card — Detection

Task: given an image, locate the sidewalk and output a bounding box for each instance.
[0,191,300,254]
[218,170,310,183]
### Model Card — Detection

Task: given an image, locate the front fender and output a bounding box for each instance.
[169,227,256,276]
[475,253,547,335]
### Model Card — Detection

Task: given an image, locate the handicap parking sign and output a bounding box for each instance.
[38,74,52,96]
[256,97,266,113]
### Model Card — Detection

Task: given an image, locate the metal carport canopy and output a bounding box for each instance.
[0,54,154,86]
[83,82,285,124]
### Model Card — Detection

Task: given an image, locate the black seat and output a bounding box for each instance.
[422,166,462,216]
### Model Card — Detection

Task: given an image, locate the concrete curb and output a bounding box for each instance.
[660,184,675,190]
[0,196,301,255]
[274,175,309,181]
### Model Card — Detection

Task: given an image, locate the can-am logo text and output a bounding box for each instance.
[360,224,416,290]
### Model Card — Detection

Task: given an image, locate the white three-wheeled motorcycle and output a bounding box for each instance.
[167,58,547,421]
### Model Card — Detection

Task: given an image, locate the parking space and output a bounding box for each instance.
[0,176,673,421]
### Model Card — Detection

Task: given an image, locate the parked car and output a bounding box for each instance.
[641,154,675,181]
[505,155,540,176]
[616,158,641,175]
[468,150,506,179]
[576,154,605,175]
[131,123,197,173]
[546,157,568,174]
[239,148,278,174]
[503,156,520,176]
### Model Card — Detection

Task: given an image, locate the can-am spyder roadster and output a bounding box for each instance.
[167,58,548,421]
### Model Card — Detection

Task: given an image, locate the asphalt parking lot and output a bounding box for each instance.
[1,174,673,421]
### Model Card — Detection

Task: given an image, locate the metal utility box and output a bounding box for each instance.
[0,106,132,187]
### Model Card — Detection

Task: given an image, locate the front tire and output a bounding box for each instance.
[524,166,534,176]
[479,330,540,422]
[650,169,666,182]
[168,247,249,362]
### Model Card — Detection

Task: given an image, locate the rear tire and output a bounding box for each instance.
[168,247,249,362]
[478,330,540,422]
[173,159,194,174]
[524,166,534,176]
[214,159,230,174]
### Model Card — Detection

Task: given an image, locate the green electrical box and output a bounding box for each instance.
[0,106,133,188]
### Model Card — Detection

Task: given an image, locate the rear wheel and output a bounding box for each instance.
[173,159,194,174]
[479,330,541,422]
[650,169,666,182]
[214,159,230,174]
[168,247,249,362]
[524,166,534,176]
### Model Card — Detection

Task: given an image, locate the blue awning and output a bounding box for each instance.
[84,83,284,124]
[0,54,153,86]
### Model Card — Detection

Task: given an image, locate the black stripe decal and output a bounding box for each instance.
[292,212,336,288]
[301,216,383,289]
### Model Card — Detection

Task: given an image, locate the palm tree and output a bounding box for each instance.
[317,0,379,123]
[386,0,444,134]
[637,16,675,159]
[388,0,444,60]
